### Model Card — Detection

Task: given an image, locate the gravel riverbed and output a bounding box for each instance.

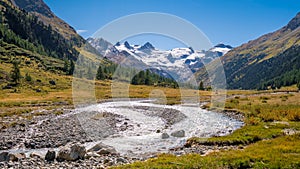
[0,100,244,168]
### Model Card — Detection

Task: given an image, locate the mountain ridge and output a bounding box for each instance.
[10,0,84,44]
[196,12,300,89]
[88,38,233,81]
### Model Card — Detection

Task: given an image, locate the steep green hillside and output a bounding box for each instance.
[0,0,103,90]
[11,0,84,43]
[0,0,79,60]
[196,12,300,90]
[231,45,300,90]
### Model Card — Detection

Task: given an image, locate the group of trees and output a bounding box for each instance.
[0,1,82,61]
[131,69,178,88]
[64,60,75,75]
[223,43,300,90]
[95,64,117,80]
[95,63,179,88]
[256,45,300,90]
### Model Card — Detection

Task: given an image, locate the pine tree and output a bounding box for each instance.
[145,69,151,85]
[68,60,75,75]
[11,61,21,85]
[25,73,32,82]
[199,81,204,90]
[96,65,105,80]
[63,60,69,73]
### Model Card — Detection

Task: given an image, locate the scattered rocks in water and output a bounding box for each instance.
[161,133,170,139]
[45,150,56,162]
[56,143,86,162]
[171,130,185,138]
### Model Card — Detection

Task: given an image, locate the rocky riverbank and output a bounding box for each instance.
[0,142,138,169]
[0,100,244,168]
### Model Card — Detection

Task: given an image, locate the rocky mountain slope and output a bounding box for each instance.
[10,0,84,44]
[196,12,300,89]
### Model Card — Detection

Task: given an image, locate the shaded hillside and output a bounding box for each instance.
[0,0,80,60]
[196,12,300,90]
[0,0,106,90]
[11,0,84,44]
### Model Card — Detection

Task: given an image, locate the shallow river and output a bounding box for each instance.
[76,100,243,156]
[1,99,243,158]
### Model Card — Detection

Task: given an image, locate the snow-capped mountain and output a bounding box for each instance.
[87,38,232,81]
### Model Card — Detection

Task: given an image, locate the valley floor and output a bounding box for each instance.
[0,82,300,168]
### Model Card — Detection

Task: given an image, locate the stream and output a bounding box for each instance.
[0,99,244,158]
[76,100,243,156]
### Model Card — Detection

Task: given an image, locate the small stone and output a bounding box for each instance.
[161,133,169,139]
[85,152,100,159]
[30,152,42,159]
[171,130,185,137]
[116,157,126,163]
[49,80,56,85]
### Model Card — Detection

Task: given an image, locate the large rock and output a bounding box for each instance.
[87,143,107,152]
[8,153,26,162]
[57,143,86,162]
[88,143,118,155]
[0,152,9,162]
[171,130,185,137]
[97,147,118,155]
[45,150,56,162]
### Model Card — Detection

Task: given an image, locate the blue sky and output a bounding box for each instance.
[44,0,300,49]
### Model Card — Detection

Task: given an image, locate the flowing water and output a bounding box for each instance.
[1,99,243,157]
[76,100,243,156]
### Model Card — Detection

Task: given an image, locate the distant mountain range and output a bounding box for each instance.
[196,12,300,89]
[87,37,232,81]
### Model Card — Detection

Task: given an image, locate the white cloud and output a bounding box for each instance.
[76,29,88,34]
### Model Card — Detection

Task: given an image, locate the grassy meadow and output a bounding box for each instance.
[114,86,300,169]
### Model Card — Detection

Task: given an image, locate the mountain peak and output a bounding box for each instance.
[139,42,155,50]
[11,0,54,18]
[285,12,300,31]
[214,43,233,49]
[124,41,133,49]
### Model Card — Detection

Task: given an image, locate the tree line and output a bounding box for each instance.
[0,0,83,62]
